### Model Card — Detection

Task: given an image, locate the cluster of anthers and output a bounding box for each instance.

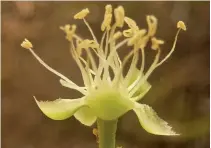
[21,5,186,136]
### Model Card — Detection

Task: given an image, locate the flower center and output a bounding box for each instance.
[86,84,134,120]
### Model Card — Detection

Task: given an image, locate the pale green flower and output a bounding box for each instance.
[21,5,186,136]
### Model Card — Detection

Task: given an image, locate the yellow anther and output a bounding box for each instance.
[21,38,33,49]
[60,24,77,41]
[128,29,147,46]
[60,24,71,32]
[123,29,134,38]
[139,36,149,49]
[78,39,99,54]
[114,6,125,28]
[146,15,157,37]
[74,8,90,19]
[105,4,112,14]
[124,17,139,31]
[101,14,112,31]
[177,21,186,31]
[151,37,164,50]
[113,31,122,40]
[101,5,113,31]
[71,24,77,31]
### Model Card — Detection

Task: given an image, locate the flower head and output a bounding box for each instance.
[21,5,186,135]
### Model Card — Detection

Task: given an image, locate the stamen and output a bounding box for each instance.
[60,24,77,41]
[114,6,125,28]
[127,29,147,46]
[123,29,134,37]
[103,31,110,81]
[101,5,113,31]
[83,19,99,44]
[146,15,157,37]
[116,39,129,50]
[156,24,184,67]
[131,84,151,101]
[113,31,122,40]
[21,39,79,89]
[124,50,139,86]
[79,57,96,75]
[21,38,33,49]
[151,37,164,50]
[59,79,87,95]
[74,8,89,19]
[71,42,91,88]
[139,47,145,77]
[124,17,139,31]
[177,21,186,31]
[129,49,161,96]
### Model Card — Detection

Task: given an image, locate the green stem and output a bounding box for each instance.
[97,118,118,148]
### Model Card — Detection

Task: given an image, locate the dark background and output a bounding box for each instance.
[2,1,210,148]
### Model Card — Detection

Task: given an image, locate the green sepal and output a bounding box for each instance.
[74,106,97,126]
[133,102,179,136]
[34,96,85,120]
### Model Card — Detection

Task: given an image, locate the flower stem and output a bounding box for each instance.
[97,118,118,148]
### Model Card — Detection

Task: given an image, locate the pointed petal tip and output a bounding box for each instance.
[34,96,85,121]
[133,103,181,136]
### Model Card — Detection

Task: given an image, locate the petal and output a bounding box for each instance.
[74,106,97,126]
[133,103,179,136]
[34,96,85,120]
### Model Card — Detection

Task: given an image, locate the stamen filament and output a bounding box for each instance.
[59,79,87,95]
[139,47,145,76]
[70,42,91,88]
[27,47,78,88]
[129,49,161,97]
[156,29,181,67]
[124,50,139,86]
[131,84,151,101]
[83,18,99,44]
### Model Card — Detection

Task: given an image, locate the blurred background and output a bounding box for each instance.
[1,1,210,148]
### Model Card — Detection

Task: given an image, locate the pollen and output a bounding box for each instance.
[74,8,90,19]
[177,21,186,31]
[21,38,33,49]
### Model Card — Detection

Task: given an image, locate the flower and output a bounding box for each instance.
[21,5,186,136]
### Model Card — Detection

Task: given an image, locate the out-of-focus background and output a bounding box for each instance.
[2,1,210,148]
